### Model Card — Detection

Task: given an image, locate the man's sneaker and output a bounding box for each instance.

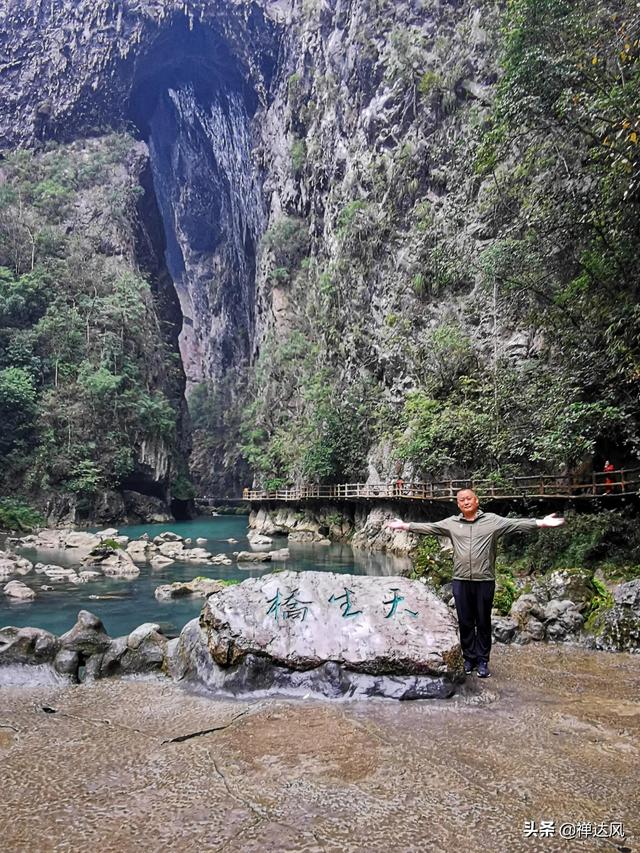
[463,660,476,674]
[477,661,491,678]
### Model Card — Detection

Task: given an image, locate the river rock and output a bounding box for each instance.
[97,528,119,537]
[158,541,185,557]
[126,539,158,560]
[59,610,111,655]
[248,532,273,546]
[0,555,33,578]
[101,626,168,677]
[236,551,273,563]
[591,606,640,652]
[0,552,33,576]
[154,531,183,544]
[43,565,76,579]
[64,531,101,549]
[515,617,545,644]
[78,570,101,581]
[173,571,462,699]
[236,548,289,563]
[92,625,167,678]
[181,547,211,562]
[127,622,160,648]
[84,546,139,577]
[150,555,174,568]
[0,560,16,579]
[0,626,58,665]
[53,648,81,679]
[3,580,36,600]
[101,553,140,577]
[33,529,65,549]
[269,548,289,560]
[510,594,546,623]
[155,578,226,601]
[196,538,208,545]
[492,616,518,644]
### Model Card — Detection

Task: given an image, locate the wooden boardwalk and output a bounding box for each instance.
[235,467,640,503]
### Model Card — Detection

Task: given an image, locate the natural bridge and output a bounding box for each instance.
[201,467,640,505]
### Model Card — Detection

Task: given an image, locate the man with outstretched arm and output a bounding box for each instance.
[387,489,565,678]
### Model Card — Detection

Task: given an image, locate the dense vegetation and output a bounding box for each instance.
[237,0,640,488]
[0,135,186,516]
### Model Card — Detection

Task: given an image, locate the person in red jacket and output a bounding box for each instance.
[603,461,615,494]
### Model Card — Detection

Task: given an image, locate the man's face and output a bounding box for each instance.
[457,490,479,518]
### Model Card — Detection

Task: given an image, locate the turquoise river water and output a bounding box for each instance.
[0,516,411,638]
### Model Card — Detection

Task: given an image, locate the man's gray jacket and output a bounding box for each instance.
[406,511,539,581]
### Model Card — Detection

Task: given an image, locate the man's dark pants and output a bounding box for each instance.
[451,579,496,664]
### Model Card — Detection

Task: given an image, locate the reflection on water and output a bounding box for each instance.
[0,517,412,637]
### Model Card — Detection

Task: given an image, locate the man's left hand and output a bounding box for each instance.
[537,513,565,528]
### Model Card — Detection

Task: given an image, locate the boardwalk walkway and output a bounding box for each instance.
[230,467,640,504]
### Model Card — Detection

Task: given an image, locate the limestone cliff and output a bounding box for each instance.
[2,0,637,499]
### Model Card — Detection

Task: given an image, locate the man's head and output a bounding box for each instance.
[456,489,479,520]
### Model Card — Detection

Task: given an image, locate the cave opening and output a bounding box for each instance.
[128,17,257,140]
[126,12,271,501]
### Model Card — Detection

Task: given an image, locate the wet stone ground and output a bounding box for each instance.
[0,644,638,853]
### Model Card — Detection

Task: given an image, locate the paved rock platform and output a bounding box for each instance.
[0,644,638,852]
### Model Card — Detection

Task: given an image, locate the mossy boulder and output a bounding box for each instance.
[531,567,596,611]
[589,606,640,652]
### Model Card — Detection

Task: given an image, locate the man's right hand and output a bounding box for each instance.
[387,518,409,531]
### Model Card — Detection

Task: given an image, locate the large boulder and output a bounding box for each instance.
[531,568,595,610]
[247,531,273,546]
[83,545,139,577]
[172,571,462,699]
[235,550,273,563]
[96,624,168,678]
[177,543,219,562]
[236,548,289,563]
[0,560,17,579]
[59,610,111,655]
[33,529,65,549]
[614,579,640,613]
[0,552,33,578]
[126,539,158,561]
[3,580,36,600]
[150,554,174,568]
[158,541,185,558]
[589,580,640,652]
[0,626,58,665]
[64,531,101,549]
[155,578,226,601]
[100,550,140,576]
[154,531,183,543]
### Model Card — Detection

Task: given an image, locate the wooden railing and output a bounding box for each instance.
[226,467,640,503]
